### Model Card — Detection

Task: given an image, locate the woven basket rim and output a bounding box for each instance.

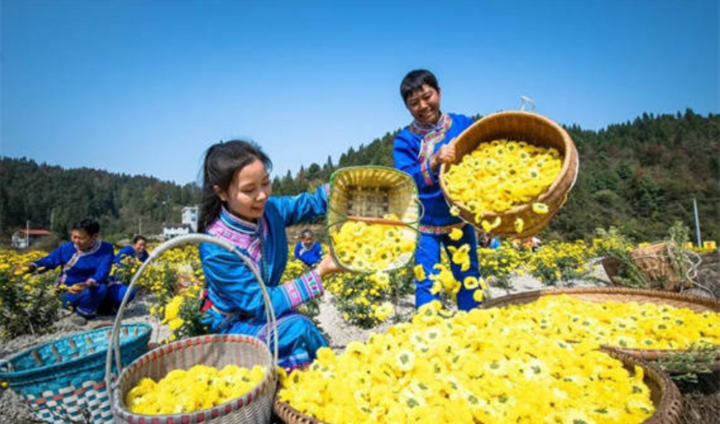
[0,322,152,379]
[480,287,720,311]
[440,111,575,217]
[114,333,276,422]
[274,347,684,424]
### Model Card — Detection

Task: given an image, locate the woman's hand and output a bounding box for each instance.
[431,144,456,170]
[316,254,343,278]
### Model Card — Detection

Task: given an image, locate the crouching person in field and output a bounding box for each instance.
[26,218,114,325]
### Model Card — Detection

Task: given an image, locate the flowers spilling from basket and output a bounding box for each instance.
[278,300,662,424]
[443,139,560,232]
[330,214,417,271]
[125,364,267,415]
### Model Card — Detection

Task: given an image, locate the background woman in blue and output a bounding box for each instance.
[105,234,149,312]
[294,229,323,267]
[26,218,114,323]
[198,140,342,370]
[392,69,482,311]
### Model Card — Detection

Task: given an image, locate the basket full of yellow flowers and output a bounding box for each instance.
[106,234,278,424]
[439,111,579,238]
[327,166,422,273]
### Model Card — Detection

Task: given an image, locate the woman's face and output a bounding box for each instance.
[217,159,272,222]
[133,239,147,254]
[406,84,442,126]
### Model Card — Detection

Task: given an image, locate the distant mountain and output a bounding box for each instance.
[0,158,201,242]
[273,109,719,242]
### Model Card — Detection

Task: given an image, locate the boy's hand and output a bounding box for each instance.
[431,144,456,170]
[24,263,37,273]
[317,254,343,278]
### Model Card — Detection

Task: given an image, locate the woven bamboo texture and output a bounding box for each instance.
[603,243,689,290]
[439,111,579,238]
[107,234,279,424]
[273,348,683,424]
[327,166,421,272]
[481,287,720,371]
[0,323,151,424]
[113,335,276,424]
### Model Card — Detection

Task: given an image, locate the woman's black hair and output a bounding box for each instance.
[400,69,440,103]
[198,140,272,233]
[72,219,100,236]
[132,235,147,244]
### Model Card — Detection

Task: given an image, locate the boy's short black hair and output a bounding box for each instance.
[132,235,147,244]
[72,219,100,236]
[400,69,440,103]
[301,229,314,238]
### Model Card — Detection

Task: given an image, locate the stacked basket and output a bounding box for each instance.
[439,111,579,238]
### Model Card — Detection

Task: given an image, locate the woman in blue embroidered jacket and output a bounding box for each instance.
[393,69,481,311]
[105,234,149,312]
[27,219,114,320]
[198,140,342,370]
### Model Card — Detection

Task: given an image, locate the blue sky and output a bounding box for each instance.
[1,0,718,185]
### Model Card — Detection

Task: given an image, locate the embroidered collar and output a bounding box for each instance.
[409,112,450,136]
[219,206,259,234]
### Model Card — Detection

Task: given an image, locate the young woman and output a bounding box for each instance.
[198,140,342,370]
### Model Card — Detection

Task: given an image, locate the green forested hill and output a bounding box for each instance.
[273,109,719,242]
[2,109,717,244]
[0,158,201,242]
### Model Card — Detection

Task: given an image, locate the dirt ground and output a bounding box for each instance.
[1,255,719,424]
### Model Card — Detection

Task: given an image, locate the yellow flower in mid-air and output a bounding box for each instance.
[532,202,549,215]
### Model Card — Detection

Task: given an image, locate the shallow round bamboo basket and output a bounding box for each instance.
[439,111,579,238]
[481,287,720,371]
[273,348,684,424]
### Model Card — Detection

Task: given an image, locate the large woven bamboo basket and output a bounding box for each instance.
[481,287,720,371]
[327,166,422,272]
[439,111,579,238]
[273,348,683,424]
[0,323,151,424]
[106,234,279,424]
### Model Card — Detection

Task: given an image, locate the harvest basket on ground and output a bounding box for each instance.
[0,322,151,424]
[106,234,279,424]
[327,166,422,273]
[273,347,683,424]
[603,242,694,291]
[481,287,720,371]
[439,111,579,238]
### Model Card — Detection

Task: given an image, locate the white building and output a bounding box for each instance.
[11,229,52,249]
[162,223,192,240]
[182,206,199,232]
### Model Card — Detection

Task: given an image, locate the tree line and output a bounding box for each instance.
[1,109,718,244]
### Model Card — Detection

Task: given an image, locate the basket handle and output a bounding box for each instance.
[104,234,279,401]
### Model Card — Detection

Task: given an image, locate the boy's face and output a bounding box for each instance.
[405,84,442,126]
[302,234,313,246]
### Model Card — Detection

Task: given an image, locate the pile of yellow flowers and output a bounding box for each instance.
[503,295,720,350]
[279,301,657,424]
[0,249,61,338]
[330,215,417,271]
[444,139,561,217]
[125,364,266,415]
